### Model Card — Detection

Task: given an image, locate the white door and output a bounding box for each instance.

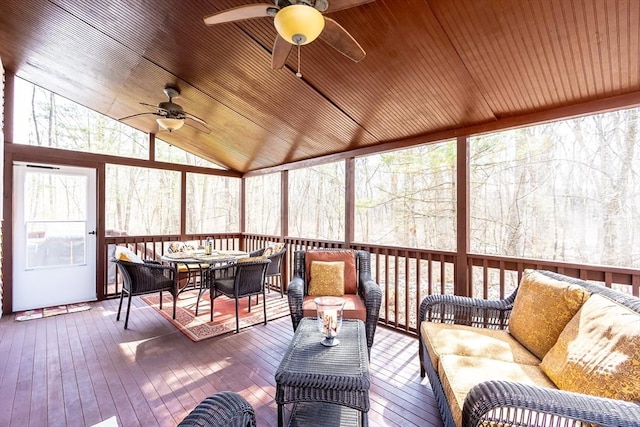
[13,163,97,311]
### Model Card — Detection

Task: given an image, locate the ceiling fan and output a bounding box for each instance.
[120,86,211,134]
[203,0,375,72]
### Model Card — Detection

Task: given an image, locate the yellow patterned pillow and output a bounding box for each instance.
[541,294,640,401]
[308,261,345,296]
[509,270,590,359]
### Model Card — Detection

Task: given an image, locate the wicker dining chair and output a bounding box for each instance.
[178,391,256,427]
[111,257,178,329]
[204,257,271,332]
[251,244,287,297]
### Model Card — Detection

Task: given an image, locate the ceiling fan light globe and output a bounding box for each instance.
[157,117,184,131]
[274,5,325,46]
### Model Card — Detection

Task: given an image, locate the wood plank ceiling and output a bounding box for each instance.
[0,0,639,174]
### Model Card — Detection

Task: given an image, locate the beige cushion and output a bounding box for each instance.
[308,261,345,296]
[236,255,266,264]
[115,246,143,263]
[305,250,357,294]
[439,355,557,427]
[509,269,590,359]
[541,294,640,401]
[421,322,540,371]
[302,294,366,322]
[176,263,210,273]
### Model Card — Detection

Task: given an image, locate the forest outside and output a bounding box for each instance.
[13,77,640,272]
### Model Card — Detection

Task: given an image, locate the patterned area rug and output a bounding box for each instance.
[142,289,291,342]
[15,303,91,321]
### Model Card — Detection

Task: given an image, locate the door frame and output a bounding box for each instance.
[2,145,105,314]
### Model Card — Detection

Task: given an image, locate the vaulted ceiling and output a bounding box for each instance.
[1,0,639,174]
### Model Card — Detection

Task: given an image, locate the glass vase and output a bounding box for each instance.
[314,296,345,347]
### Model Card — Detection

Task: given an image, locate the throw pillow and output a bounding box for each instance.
[115,246,144,263]
[540,294,640,401]
[263,242,285,258]
[308,261,345,296]
[508,269,590,359]
[168,241,186,253]
[305,250,357,294]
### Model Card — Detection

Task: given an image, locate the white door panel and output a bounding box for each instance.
[13,163,97,311]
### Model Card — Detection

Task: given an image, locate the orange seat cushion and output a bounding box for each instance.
[302,294,366,322]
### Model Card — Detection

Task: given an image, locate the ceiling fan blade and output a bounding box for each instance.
[185,111,208,126]
[119,112,159,121]
[139,102,157,109]
[271,35,293,70]
[319,18,365,62]
[203,4,276,25]
[325,0,375,13]
[185,117,212,134]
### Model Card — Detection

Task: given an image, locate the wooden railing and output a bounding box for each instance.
[104,233,640,337]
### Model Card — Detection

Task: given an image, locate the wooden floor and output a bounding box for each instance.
[0,296,443,427]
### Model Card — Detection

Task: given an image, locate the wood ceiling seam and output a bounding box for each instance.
[394,2,475,129]
[541,0,572,104]
[507,3,547,111]
[577,0,600,98]
[431,1,505,118]
[514,1,551,110]
[632,0,640,89]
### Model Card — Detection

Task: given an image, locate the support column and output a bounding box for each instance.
[0,59,4,316]
[455,135,471,297]
[239,176,246,251]
[345,157,355,247]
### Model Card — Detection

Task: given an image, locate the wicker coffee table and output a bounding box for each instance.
[275,318,370,427]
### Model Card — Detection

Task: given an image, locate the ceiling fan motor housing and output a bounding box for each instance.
[276,0,328,12]
[158,101,185,118]
[159,86,186,118]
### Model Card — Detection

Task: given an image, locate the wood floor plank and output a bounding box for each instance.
[29,317,49,427]
[0,298,444,427]
[0,311,22,426]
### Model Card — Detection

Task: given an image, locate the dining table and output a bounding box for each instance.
[161,249,249,294]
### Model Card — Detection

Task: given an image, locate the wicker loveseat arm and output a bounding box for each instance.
[360,277,382,351]
[464,380,640,427]
[419,292,516,327]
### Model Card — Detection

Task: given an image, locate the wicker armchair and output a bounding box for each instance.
[178,391,256,427]
[111,258,178,329]
[418,270,640,427]
[287,249,382,356]
[204,257,271,332]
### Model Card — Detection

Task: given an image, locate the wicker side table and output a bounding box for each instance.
[275,318,370,427]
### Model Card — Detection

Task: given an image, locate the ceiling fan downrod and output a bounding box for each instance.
[296,45,303,78]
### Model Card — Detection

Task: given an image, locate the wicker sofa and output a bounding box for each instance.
[419,269,640,427]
